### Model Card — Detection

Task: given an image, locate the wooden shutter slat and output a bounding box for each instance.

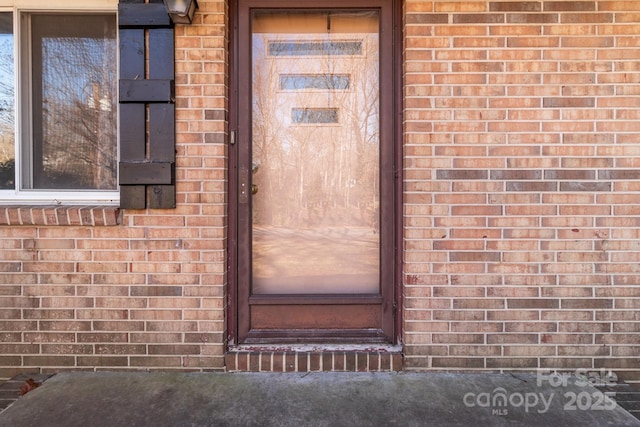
[148,185,176,209]
[150,28,174,79]
[120,185,146,210]
[119,162,174,185]
[119,79,174,103]
[147,27,176,207]
[118,3,171,28]
[149,104,176,162]
[119,29,145,78]
[120,104,146,161]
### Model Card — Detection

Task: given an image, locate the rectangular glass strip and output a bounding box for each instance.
[269,40,362,56]
[292,108,339,124]
[280,74,350,90]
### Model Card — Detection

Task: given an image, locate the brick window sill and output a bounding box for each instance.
[0,206,122,226]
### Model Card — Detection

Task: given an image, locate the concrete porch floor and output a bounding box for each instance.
[1,371,640,426]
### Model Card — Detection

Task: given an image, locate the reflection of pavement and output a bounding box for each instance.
[252,226,379,294]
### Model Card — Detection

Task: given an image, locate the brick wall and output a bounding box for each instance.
[1,0,639,383]
[0,0,229,380]
[403,0,640,384]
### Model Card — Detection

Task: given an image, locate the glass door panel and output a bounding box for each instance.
[251,11,380,294]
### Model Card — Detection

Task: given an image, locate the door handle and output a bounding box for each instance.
[251,163,259,194]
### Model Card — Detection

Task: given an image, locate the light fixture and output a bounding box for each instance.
[163,0,198,24]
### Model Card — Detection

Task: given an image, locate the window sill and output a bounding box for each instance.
[0,205,122,226]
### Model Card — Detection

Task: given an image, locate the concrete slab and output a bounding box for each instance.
[1,371,639,426]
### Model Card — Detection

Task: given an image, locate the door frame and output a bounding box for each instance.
[227,0,403,346]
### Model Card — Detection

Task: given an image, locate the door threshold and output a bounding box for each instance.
[229,343,402,353]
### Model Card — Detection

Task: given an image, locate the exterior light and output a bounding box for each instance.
[162,0,198,24]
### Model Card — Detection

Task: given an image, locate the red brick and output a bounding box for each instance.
[488,334,539,344]
[540,358,593,369]
[541,333,593,344]
[562,13,613,23]
[544,1,596,11]
[599,1,640,10]
[488,310,539,321]
[432,357,484,368]
[433,334,485,344]
[23,356,75,367]
[487,357,538,368]
[491,2,541,11]
[507,13,558,23]
[77,356,129,367]
[504,346,556,357]
[129,356,182,367]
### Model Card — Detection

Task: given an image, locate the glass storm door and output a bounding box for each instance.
[235,0,395,343]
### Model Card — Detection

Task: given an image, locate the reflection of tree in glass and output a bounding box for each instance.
[252,34,289,225]
[0,14,14,189]
[251,12,382,292]
[35,15,117,190]
[252,19,379,230]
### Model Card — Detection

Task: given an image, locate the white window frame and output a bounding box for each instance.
[0,0,119,205]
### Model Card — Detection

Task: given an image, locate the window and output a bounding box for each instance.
[291,107,339,124]
[268,40,363,56]
[280,74,351,90]
[0,5,118,204]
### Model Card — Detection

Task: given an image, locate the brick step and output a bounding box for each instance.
[225,350,403,372]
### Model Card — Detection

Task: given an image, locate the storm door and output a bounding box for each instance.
[234,0,396,343]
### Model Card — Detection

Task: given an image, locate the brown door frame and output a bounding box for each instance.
[227,0,402,345]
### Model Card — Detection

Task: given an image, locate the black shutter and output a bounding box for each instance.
[118,0,176,209]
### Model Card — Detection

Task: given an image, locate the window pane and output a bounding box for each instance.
[28,14,117,190]
[0,13,14,190]
[280,74,350,90]
[292,108,339,124]
[269,40,362,56]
